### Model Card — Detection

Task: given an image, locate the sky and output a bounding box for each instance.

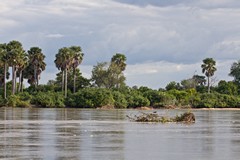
[1,0,240,89]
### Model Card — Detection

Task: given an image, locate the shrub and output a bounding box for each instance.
[112,91,128,108]
[126,90,150,108]
[66,88,115,108]
[7,95,31,107]
[31,92,65,108]
[0,96,6,107]
[154,92,176,107]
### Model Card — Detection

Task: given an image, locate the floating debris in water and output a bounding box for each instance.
[127,112,195,123]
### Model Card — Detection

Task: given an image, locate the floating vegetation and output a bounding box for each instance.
[127,111,195,123]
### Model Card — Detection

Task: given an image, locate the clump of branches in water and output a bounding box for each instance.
[127,112,195,123]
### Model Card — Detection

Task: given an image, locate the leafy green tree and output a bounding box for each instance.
[110,53,127,88]
[193,75,206,86]
[229,60,240,84]
[181,78,196,90]
[91,62,109,88]
[165,81,181,91]
[216,80,238,95]
[91,53,127,89]
[201,58,217,93]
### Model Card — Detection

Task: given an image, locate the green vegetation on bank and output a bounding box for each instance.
[1,40,240,108]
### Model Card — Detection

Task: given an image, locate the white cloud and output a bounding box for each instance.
[1,0,240,88]
[45,34,64,38]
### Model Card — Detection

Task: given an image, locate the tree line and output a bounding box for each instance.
[1,40,240,108]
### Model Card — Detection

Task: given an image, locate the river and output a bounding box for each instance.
[0,108,240,160]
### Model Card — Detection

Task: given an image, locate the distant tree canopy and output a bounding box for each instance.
[3,40,240,109]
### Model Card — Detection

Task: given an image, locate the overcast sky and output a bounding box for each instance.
[1,0,240,89]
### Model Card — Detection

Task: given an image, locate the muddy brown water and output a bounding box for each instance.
[0,108,240,160]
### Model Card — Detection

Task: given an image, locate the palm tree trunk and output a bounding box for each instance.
[64,69,68,98]
[20,73,24,92]
[62,71,64,93]
[37,74,39,86]
[4,63,7,99]
[12,66,16,95]
[18,70,22,93]
[34,65,37,88]
[207,76,210,93]
[73,68,76,93]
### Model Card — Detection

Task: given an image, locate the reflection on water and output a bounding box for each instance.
[0,108,240,160]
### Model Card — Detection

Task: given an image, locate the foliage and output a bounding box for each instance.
[24,47,46,87]
[167,89,189,106]
[66,88,115,108]
[112,91,128,108]
[229,60,240,84]
[55,68,90,92]
[215,80,238,95]
[165,81,181,91]
[7,94,31,107]
[125,90,150,108]
[142,90,176,107]
[0,95,6,107]
[91,53,126,89]
[31,92,65,108]
[201,58,217,93]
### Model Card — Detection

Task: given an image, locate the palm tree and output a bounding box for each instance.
[27,47,46,88]
[110,53,127,88]
[69,46,84,93]
[229,60,240,84]
[201,58,217,93]
[17,53,28,92]
[0,43,9,99]
[111,53,127,71]
[55,47,73,98]
[6,40,25,95]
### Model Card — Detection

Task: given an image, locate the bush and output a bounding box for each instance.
[167,89,189,106]
[154,92,176,107]
[126,90,150,108]
[7,95,31,107]
[66,88,115,108]
[0,96,6,107]
[31,92,65,108]
[112,91,128,108]
[195,93,217,108]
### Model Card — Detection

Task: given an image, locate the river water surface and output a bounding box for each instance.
[0,108,240,160]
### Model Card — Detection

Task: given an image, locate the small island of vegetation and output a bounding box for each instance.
[1,40,240,109]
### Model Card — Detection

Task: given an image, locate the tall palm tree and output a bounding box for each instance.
[55,47,73,98]
[69,46,84,93]
[0,43,9,99]
[27,47,46,88]
[201,58,217,93]
[17,53,28,92]
[229,60,240,84]
[110,53,127,88]
[111,53,127,72]
[6,40,25,95]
